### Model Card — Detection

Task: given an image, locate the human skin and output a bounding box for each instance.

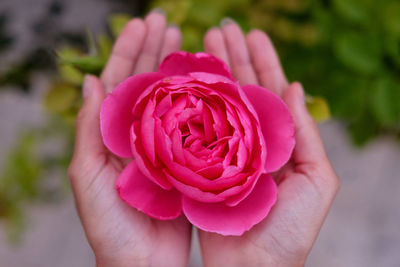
[68,11,340,267]
[198,19,341,267]
[68,11,192,267]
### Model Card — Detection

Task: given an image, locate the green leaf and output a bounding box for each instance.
[58,64,84,85]
[385,35,400,67]
[371,76,400,127]
[334,31,381,74]
[57,47,104,73]
[349,109,379,146]
[57,47,81,61]
[306,95,331,122]
[86,29,97,56]
[60,55,104,74]
[108,14,131,37]
[44,83,80,113]
[382,1,400,37]
[332,0,372,25]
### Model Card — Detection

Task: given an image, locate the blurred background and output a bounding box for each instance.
[0,0,399,266]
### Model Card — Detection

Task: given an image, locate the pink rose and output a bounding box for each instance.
[100,52,295,235]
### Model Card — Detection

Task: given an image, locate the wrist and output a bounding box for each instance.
[95,254,149,267]
[200,240,307,267]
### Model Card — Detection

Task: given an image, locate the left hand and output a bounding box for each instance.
[68,11,192,267]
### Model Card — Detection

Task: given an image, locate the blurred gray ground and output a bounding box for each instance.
[1,0,400,266]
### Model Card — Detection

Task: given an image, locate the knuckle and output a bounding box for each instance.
[321,166,341,197]
[331,171,341,193]
[67,160,78,181]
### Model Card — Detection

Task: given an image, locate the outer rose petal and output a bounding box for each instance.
[159,51,234,81]
[182,174,277,235]
[243,84,295,172]
[116,161,182,220]
[100,72,165,158]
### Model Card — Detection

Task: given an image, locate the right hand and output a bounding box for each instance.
[198,18,341,267]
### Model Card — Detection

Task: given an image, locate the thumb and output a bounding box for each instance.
[73,75,106,159]
[283,82,328,165]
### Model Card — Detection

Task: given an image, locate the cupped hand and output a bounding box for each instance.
[199,19,341,266]
[68,11,191,267]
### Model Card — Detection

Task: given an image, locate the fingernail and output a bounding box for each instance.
[82,75,94,98]
[150,8,165,16]
[220,17,235,27]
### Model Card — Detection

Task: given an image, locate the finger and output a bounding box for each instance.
[283,82,327,165]
[220,18,258,85]
[246,29,288,96]
[159,25,182,65]
[133,10,167,74]
[203,27,230,65]
[73,75,106,159]
[101,18,146,93]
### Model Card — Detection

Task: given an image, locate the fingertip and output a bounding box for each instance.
[149,7,165,16]
[74,75,106,158]
[284,82,326,163]
[145,9,167,27]
[82,74,96,99]
[121,18,146,38]
[204,27,221,50]
[220,18,241,35]
[159,25,182,63]
[134,10,167,74]
[101,18,146,92]
[246,29,271,49]
[203,27,229,65]
[247,29,266,40]
[166,24,182,43]
[220,17,235,27]
[246,29,288,95]
[81,75,105,109]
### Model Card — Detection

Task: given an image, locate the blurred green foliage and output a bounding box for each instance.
[0,122,73,242]
[152,0,400,145]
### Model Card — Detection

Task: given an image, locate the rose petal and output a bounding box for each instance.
[154,119,173,164]
[116,161,182,220]
[243,84,295,172]
[223,171,261,206]
[155,94,172,117]
[131,124,172,189]
[183,150,208,171]
[141,100,156,164]
[182,173,277,235]
[196,163,224,179]
[170,129,186,165]
[100,72,165,158]
[159,51,234,80]
[162,94,187,135]
[202,104,216,143]
[164,171,225,203]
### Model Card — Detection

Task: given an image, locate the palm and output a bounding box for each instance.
[76,152,191,266]
[199,163,326,265]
